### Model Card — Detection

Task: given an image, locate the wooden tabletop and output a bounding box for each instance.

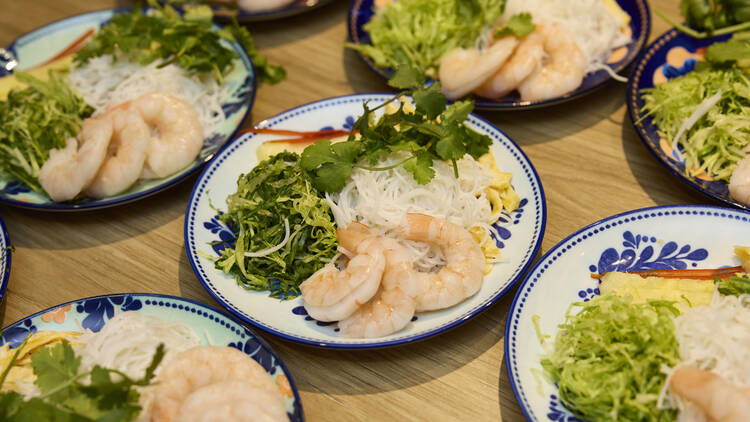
[0,0,704,420]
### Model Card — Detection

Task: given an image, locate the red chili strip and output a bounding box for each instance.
[38,28,95,67]
[590,265,745,280]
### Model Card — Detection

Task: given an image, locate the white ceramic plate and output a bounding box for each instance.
[505,204,750,421]
[0,216,10,304]
[0,8,255,210]
[185,93,546,348]
[0,293,303,420]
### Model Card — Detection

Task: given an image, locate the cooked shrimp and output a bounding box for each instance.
[729,155,750,206]
[438,36,519,100]
[336,222,417,338]
[670,365,750,422]
[300,235,385,322]
[123,92,203,179]
[398,213,485,311]
[84,108,150,198]
[474,32,544,99]
[236,0,295,13]
[150,346,280,422]
[517,24,585,102]
[38,115,111,202]
[175,380,288,422]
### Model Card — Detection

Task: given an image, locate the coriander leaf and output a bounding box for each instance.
[704,38,750,67]
[435,129,467,161]
[314,162,355,192]
[413,83,447,120]
[0,392,24,420]
[441,99,474,125]
[495,13,536,38]
[183,4,213,21]
[32,342,80,399]
[402,151,435,184]
[388,66,425,89]
[142,343,165,384]
[300,139,337,169]
[331,141,364,164]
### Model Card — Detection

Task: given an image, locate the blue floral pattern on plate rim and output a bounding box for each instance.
[504,204,750,421]
[0,7,256,211]
[0,292,304,421]
[0,216,10,307]
[348,0,651,111]
[184,93,547,349]
[625,29,745,211]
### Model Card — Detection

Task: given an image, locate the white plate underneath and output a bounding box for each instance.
[505,204,750,421]
[185,93,546,348]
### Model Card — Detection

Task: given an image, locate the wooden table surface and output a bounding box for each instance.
[0,0,705,420]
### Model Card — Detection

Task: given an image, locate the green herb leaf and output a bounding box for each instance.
[388,66,425,89]
[494,13,535,38]
[32,342,81,398]
[705,38,750,68]
[413,83,447,120]
[717,274,750,296]
[402,151,435,184]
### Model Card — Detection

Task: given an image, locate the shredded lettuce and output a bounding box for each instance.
[214,152,338,299]
[0,70,94,194]
[348,0,506,78]
[640,65,750,181]
[541,294,680,421]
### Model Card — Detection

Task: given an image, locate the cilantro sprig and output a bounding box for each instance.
[74,0,284,85]
[299,67,492,193]
[0,341,164,422]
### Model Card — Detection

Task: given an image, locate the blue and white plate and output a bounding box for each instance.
[348,0,650,110]
[505,204,750,421]
[185,93,546,348]
[626,30,745,211]
[0,293,304,421]
[169,0,338,22]
[0,8,255,211]
[0,216,10,305]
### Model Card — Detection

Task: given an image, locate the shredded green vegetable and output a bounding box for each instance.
[348,0,506,79]
[214,152,338,299]
[541,294,680,421]
[716,273,750,296]
[640,66,750,181]
[0,70,94,194]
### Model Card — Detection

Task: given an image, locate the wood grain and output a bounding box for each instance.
[0,0,708,420]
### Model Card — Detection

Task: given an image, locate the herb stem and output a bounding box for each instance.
[355,155,415,171]
[654,8,706,38]
[0,335,31,388]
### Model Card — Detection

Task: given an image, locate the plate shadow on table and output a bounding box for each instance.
[0,174,197,250]
[619,112,722,208]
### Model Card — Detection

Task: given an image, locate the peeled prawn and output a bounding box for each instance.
[123,92,203,179]
[670,365,750,422]
[475,32,544,99]
[336,222,417,338]
[438,36,519,100]
[38,115,111,202]
[175,380,288,422]
[85,108,150,198]
[300,235,385,322]
[729,155,750,206]
[398,213,485,311]
[150,346,282,422]
[517,24,585,102]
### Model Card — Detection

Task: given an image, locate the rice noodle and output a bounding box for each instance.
[68,56,227,138]
[74,311,202,421]
[500,0,632,75]
[327,152,499,271]
[658,290,750,420]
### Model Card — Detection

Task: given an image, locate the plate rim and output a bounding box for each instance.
[0,7,257,212]
[0,291,305,421]
[346,0,652,111]
[0,216,10,306]
[228,0,338,22]
[504,203,750,422]
[184,92,547,349]
[625,28,748,212]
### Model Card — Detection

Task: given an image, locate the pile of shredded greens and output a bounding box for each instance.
[347,0,506,78]
[0,70,94,194]
[74,0,285,84]
[214,152,338,299]
[640,38,750,181]
[540,294,680,421]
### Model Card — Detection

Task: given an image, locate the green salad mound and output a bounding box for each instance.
[541,294,680,421]
[640,38,750,182]
[348,0,506,79]
[215,152,338,299]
